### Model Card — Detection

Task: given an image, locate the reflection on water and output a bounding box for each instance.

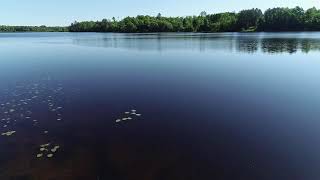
[1,32,320,179]
[69,33,320,54]
[1,32,320,54]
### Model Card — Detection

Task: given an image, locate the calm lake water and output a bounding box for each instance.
[1,32,320,180]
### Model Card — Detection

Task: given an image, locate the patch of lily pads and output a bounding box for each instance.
[115,109,142,123]
[36,143,60,158]
[1,131,16,136]
[0,78,66,160]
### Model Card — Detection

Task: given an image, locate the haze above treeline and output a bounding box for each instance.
[1,6,320,33]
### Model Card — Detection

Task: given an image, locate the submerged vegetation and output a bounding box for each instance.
[1,7,320,33]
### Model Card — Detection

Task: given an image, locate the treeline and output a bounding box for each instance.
[0,25,68,32]
[69,7,320,33]
[1,6,320,33]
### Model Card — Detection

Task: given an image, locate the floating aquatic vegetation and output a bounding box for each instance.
[47,154,53,158]
[36,143,60,159]
[50,145,60,153]
[40,143,50,148]
[1,131,16,136]
[0,78,66,160]
[115,109,142,123]
[36,153,43,158]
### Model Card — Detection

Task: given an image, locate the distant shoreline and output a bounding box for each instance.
[1,31,320,34]
[1,6,320,33]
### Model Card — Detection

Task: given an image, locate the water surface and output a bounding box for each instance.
[1,32,320,180]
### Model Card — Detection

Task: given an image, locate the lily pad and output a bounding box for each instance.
[36,154,43,158]
[47,154,53,158]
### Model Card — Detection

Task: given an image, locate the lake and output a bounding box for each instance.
[1,32,320,180]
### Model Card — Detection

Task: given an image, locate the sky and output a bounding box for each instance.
[0,0,319,26]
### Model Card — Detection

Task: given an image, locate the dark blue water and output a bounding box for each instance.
[1,32,320,180]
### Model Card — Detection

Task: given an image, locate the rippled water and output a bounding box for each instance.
[1,32,320,180]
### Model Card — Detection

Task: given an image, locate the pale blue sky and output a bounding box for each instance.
[0,0,318,26]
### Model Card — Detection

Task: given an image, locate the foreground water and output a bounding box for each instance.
[1,32,320,180]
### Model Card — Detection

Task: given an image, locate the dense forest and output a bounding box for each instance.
[69,7,320,33]
[1,7,320,33]
[0,25,68,32]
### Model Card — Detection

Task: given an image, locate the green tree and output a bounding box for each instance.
[237,8,263,31]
